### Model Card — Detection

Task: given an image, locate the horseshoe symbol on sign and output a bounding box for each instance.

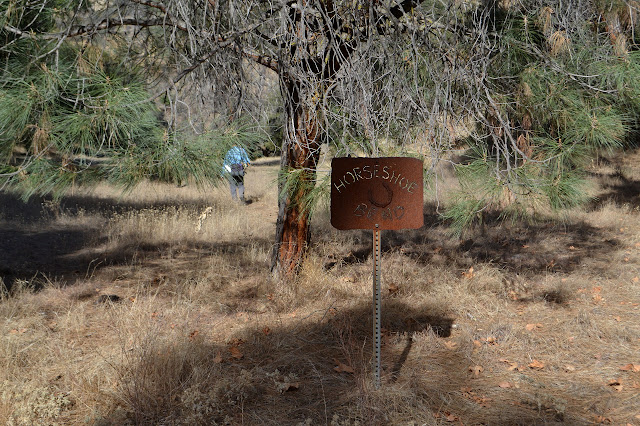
[368,182,393,208]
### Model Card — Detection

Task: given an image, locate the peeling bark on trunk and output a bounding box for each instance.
[270,78,322,278]
[267,0,359,278]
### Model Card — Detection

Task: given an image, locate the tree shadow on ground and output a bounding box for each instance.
[0,191,264,293]
[587,168,640,211]
[323,202,620,278]
[0,226,98,291]
[1,234,271,296]
[0,190,218,224]
[97,299,591,425]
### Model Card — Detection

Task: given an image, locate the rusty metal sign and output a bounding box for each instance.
[330,156,424,388]
[330,157,424,230]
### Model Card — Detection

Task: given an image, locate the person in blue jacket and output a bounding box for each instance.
[223,146,251,202]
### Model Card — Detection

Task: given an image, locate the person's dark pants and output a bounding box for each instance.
[229,174,245,202]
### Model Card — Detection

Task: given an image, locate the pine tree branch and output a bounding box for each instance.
[240,50,280,73]
[2,24,32,38]
[67,17,185,37]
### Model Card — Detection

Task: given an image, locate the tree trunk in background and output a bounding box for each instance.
[271,77,322,278]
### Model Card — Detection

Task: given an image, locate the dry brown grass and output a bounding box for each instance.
[2,154,640,425]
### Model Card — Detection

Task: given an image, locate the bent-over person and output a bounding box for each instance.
[223,145,251,203]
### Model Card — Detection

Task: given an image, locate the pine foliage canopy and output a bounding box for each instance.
[440,1,640,231]
[0,0,260,199]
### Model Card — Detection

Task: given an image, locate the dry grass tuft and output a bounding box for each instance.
[549,30,571,56]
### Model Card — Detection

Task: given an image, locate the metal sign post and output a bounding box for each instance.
[330,157,423,388]
[372,227,382,388]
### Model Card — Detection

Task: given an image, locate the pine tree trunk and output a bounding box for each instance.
[270,78,322,278]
